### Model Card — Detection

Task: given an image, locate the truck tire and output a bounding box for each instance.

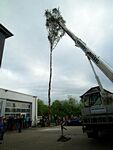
[87,131,98,138]
[87,132,94,138]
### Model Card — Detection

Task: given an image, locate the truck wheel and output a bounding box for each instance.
[87,131,98,138]
[97,130,103,138]
[87,132,94,138]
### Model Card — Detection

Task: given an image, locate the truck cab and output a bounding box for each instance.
[81,86,113,138]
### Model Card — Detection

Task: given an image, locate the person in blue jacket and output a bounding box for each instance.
[0,116,5,144]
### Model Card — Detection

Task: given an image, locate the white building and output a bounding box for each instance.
[0,88,38,126]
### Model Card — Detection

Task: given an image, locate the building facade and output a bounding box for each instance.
[0,88,38,126]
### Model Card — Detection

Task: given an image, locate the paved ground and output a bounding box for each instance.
[0,126,113,150]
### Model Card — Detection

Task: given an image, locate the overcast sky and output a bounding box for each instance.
[0,0,113,103]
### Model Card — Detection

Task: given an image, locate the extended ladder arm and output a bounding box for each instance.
[59,22,113,83]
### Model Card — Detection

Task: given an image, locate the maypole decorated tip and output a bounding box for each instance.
[45,8,66,50]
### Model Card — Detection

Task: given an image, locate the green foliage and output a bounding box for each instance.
[45,8,65,50]
[51,100,63,116]
[38,97,83,117]
[38,99,48,116]
[51,96,82,117]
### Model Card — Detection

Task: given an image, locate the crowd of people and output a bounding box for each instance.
[0,115,32,144]
[4,115,32,131]
[38,115,81,127]
[38,115,67,127]
[38,115,49,127]
[0,114,81,144]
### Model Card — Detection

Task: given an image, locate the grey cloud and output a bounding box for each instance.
[0,0,113,102]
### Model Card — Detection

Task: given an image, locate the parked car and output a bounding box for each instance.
[65,118,81,126]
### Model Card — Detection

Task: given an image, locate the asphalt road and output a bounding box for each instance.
[0,126,113,150]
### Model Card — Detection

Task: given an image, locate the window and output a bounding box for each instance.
[84,96,89,107]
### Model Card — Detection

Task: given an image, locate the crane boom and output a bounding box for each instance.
[59,22,113,83]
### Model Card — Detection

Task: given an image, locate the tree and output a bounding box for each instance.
[45,8,65,123]
[38,100,48,116]
[51,100,62,116]
[37,97,82,121]
[67,96,83,116]
[51,96,83,118]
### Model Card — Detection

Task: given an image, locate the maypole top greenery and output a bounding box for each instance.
[45,8,66,50]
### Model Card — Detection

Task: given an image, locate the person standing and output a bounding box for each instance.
[19,116,23,133]
[17,115,22,133]
[0,116,5,144]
